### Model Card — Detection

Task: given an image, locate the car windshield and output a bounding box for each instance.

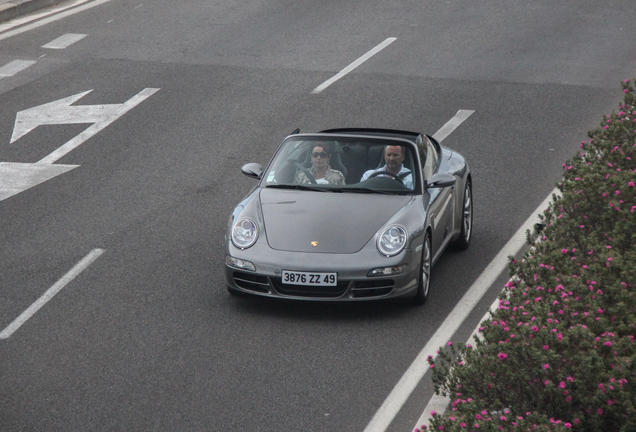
[262,135,420,194]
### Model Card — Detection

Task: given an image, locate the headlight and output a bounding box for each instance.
[377,225,407,257]
[231,218,258,249]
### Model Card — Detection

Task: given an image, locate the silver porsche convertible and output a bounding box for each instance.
[224,128,472,304]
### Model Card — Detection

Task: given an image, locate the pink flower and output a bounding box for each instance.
[544,364,550,369]
[561,249,568,254]
[498,353,508,360]
[559,382,566,388]
[475,414,481,420]
[629,182,635,187]
[598,408,604,415]
[544,345,549,350]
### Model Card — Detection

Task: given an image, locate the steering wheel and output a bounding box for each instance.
[290,160,317,184]
[368,170,405,185]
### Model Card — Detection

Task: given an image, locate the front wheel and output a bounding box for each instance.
[452,178,473,250]
[412,234,431,305]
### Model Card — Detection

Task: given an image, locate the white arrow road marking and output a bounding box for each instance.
[0,60,36,78]
[0,162,79,201]
[42,33,87,49]
[37,88,160,163]
[432,110,475,143]
[311,38,397,94]
[0,248,104,339]
[11,88,160,144]
[1,88,159,201]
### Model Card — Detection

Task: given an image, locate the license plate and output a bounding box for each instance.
[281,270,337,286]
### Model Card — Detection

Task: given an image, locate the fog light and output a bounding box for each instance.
[367,264,406,277]
[226,255,256,271]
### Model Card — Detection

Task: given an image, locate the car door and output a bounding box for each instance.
[421,136,455,258]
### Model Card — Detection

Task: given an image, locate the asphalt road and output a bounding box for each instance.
[1,0,635,431]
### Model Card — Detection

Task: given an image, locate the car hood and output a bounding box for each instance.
[259,188,412,253]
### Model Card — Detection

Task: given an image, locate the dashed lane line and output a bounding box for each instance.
[311,37,396,94]
[0,60,36,78]
[0,248,104,339]
[42,33,87,49]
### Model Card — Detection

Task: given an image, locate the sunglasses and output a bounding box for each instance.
[311,152,329,158]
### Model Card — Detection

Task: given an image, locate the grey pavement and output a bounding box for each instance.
[0,0,56,23]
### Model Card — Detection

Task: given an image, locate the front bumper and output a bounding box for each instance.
[224,243,421,301]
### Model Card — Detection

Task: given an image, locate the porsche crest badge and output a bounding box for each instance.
[311,241,318,247]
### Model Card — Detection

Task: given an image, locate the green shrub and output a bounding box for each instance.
[421,80,636,432]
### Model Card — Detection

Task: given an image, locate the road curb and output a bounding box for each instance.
[0,0,57,23]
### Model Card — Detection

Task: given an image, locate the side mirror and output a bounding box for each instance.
[241,163,263,180]
[426,173,456,188]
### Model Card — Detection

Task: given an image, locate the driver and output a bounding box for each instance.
[293,143,345,185]
[360,145,413,188]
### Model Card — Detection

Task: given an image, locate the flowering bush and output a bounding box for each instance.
[421,80,636,432]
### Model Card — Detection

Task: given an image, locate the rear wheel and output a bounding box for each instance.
[453,178,473,250]
[413,234,431,305]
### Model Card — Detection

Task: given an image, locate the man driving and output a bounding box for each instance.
[360,145,413,188]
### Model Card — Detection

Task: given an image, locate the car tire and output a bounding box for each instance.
[413,233,431,305]
[452,178,473,250]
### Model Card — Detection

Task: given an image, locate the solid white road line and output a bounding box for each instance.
[432,110,475,143]
[0,0,113,41]
[0,248,104,339]
[0,60,36,78]
[363,188,558,432]
[42,33,87,49]
[311,37,396,94]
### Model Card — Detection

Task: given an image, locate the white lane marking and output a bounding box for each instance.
[0,0,113,41]
[0,248,104,339]
[363,188,558,432]
[0,0,92,34]
[36,87,160,164]
[432,110,475,143]
[42,33,87,49]
[0,60,36,78]
[311,38,396,94]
